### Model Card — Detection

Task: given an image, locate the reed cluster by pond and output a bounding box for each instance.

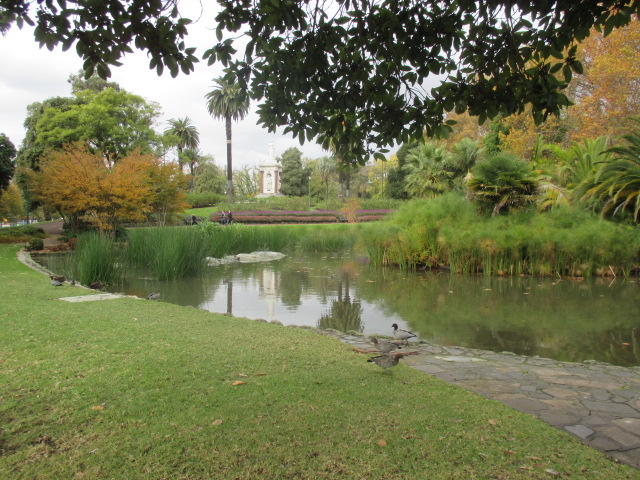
[68,222,358,283]
[357,194,640,277]
[52,195,639,285]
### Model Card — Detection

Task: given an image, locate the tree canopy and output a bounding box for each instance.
[0,133,16,196]
[3,0,640,165]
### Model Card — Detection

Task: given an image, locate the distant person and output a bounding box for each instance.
[220,211,227,225]
[191,214,198,225]
[227,211,233,224]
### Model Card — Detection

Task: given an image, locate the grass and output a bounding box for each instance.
[1,244,639,479]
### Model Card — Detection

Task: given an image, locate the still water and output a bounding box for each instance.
[36,253,640,366]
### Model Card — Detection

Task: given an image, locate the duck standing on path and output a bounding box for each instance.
[392,323,417,346]
[370,337,402,353]
[367,353,406,370]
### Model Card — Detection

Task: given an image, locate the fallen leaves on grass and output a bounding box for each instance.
[232,381,246,386]
[90,405,104,410]
[212,419,223,426]
[377,439,387,447]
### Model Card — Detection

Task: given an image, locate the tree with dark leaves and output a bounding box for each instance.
[3,0,639,165]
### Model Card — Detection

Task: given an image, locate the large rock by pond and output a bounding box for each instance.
[205,251,286,266]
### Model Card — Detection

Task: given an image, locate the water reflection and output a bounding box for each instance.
[33,253,640,366]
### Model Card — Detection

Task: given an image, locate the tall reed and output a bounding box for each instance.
[361,194,640,276]
[74,232,123,286]
[126,226,209,280]
[125,222,358,279]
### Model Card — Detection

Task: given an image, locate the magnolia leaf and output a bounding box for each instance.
[212,419,223,426]
[232,381,246,386]
[377,439,387,447]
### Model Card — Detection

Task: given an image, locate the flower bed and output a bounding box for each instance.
[209,210,393,224]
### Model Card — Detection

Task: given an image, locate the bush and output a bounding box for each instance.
[185,192,226,208]
[0,225,46,244]
[27,237,44,251]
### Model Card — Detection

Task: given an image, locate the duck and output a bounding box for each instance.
[370,337,402,353]
[367,352,406,370]
[89,281,103,290]
[391,323,417,346]
[50,279,63,287]
[146,291,160,300]
[50,275,66,283]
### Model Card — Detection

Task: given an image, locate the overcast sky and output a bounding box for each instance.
[0,3,332,169]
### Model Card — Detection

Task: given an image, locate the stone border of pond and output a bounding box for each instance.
[322,329,640,470]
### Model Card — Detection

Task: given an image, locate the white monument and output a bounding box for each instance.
[257,142,283,197]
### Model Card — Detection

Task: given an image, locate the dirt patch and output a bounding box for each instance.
[40,221,64,246]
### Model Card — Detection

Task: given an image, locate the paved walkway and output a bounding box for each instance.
[332,332,640,469]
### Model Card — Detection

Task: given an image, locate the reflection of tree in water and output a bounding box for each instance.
[470,325,538,356]
[317,272,364,332]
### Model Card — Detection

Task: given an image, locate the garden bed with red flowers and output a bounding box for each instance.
[209,210,393,224]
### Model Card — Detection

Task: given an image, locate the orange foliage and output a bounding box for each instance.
[33,145,188,230]
[569,18,640,141]
[498,111,570,160]
[441,111,488,148]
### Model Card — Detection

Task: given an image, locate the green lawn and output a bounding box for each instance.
[1,244,638,479]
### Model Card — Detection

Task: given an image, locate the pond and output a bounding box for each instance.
[34,252,640,367]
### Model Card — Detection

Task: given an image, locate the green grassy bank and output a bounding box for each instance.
[1,244,638,479]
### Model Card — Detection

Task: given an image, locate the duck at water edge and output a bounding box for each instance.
[391,323,417,346]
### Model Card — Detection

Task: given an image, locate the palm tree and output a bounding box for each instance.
[403,142,454,198]
[179,148,202,177]
[316,156,337,200]
[587,117,640,221]
[165,117,200,155]
[466,153,539,215]
[205,77,250,200]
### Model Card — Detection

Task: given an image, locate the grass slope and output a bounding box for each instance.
[1,245,638,479]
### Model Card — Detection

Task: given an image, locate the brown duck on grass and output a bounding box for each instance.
[367,351,420,371]
[50,275,66,283]
[370,337,402,353]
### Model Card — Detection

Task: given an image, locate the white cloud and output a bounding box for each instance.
[0,3,329,168]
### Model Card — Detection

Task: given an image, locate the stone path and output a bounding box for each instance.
[333,332,640,469]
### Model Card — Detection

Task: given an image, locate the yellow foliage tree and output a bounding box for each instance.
[498,111,570,161]
[569,18,640,141]
[33,145,187,230]
[441,112,488,149]
[367,155,398,198]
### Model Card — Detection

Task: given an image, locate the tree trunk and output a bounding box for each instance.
[225,113,234,201]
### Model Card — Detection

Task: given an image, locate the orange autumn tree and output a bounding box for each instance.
[33,144,187,231]
[569,17,640,141]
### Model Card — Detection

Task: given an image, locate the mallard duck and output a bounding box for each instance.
[367,353,405,370]
[50,275,66,283]
[370,337,402,353]
[146,291,160,300]
[50,279,63,287]
[89,281,103,290]
[392,323,417,346]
